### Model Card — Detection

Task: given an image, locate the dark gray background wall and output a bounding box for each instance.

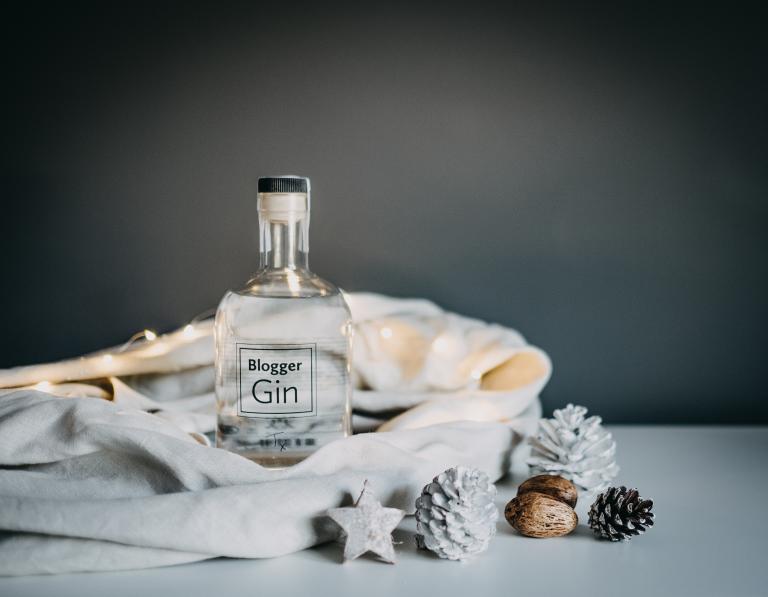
[2,2,766,423]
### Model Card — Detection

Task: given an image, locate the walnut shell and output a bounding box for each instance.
[517,474,578,508]
[505,492,578,538]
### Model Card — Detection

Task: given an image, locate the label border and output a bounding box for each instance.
[236,342,317,418]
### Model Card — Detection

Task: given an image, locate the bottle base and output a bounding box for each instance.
[215,413,351,468]
[218,446,315,468]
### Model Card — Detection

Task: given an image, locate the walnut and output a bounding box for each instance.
[504,492,578,538]
[516,474,578,508]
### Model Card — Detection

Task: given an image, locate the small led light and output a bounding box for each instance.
[144,329,157,341]
[182,324,195,336]
[432,334,452,354]
[380,326,393,339]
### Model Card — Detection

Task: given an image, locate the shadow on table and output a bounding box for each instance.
[311,527,421,564]
[497,518,597,542]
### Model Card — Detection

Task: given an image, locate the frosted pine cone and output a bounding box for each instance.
[588,486,654,541]
[527,404,619,493]
[415,467,498,560]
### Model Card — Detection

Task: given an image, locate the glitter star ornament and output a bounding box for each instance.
[327,480,405,564]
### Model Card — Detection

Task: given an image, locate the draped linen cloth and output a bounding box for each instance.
[0,293,550,575]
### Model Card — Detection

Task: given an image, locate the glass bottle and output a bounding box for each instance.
[214,176,352,467]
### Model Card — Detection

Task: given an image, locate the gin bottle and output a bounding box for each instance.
[215,176,352,467]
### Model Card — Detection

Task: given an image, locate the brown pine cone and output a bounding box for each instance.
[588,486,654,541]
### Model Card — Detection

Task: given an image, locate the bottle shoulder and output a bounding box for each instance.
[215,271,352,339]
[217,269,349,312]
[229,268,343,300]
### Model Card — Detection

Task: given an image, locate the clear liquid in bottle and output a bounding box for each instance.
[214,176,352,467]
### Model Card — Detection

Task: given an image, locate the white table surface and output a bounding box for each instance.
[2,426,767,597]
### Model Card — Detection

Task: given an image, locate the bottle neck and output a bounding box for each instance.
[257,193,310,271]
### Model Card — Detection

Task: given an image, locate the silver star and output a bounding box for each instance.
[327,480,405,564]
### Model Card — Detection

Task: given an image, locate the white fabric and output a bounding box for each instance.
[0,293,550,575]
[0,391,513,576]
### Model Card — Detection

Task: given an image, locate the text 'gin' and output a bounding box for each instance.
[214,176,352,467]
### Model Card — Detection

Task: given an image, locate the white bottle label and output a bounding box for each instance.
[236,342,317,418]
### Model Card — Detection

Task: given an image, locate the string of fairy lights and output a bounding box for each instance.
[31,309,216,393]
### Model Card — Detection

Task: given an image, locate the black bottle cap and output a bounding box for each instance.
[258,176,309,194]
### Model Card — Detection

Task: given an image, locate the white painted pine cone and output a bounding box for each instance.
[415,466,498,560]
[527,403,619,493]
